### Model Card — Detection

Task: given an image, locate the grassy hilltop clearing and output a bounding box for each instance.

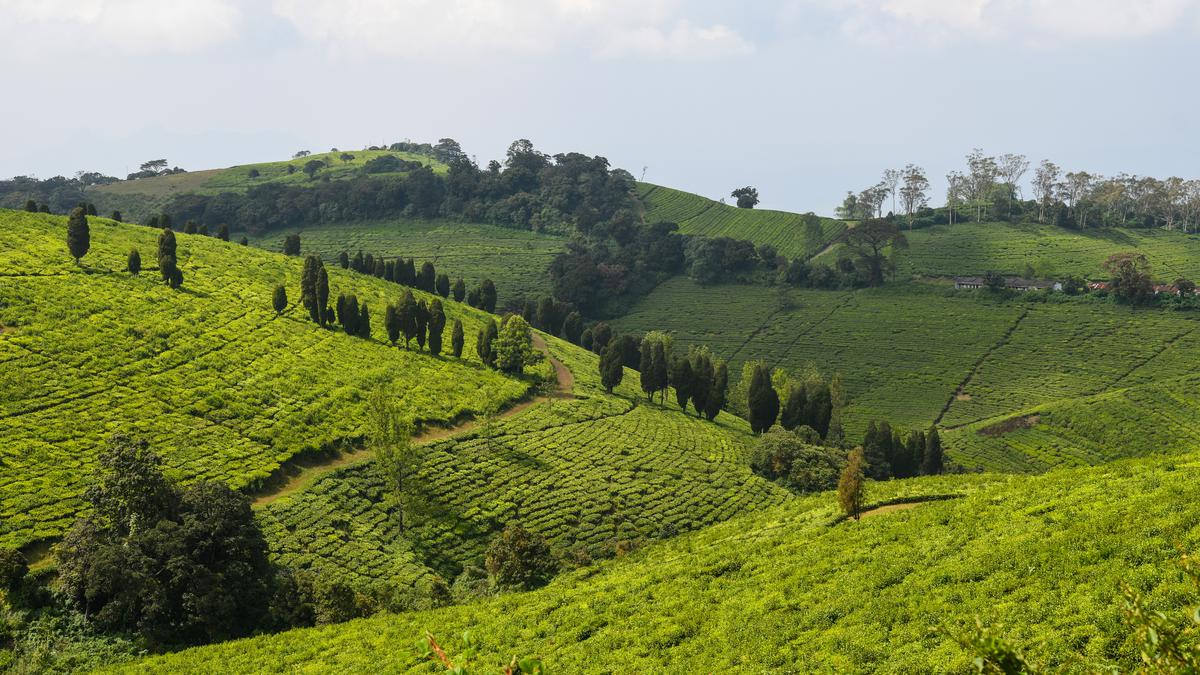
[0,209,530,550]
[637,182,847,260]
[118,453,1200,673]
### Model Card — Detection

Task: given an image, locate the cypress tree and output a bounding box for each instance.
[405,259,417,286]
[418,262,435,291]
[671,357,693,411]
[300,255,322,323]
[157,228,177,285]
[806,383,833,438]
[690,352,712,417]
[590,323,612,355]
[338,251,349,269]
[272,285,287,314]
[452,278,466,302]
[352,251,364,272]
[198,223,209,236]
[781,385,807,431]
[364,253,375,274]
[385,303,400,345]
[561,311,583,344]
[522,299,537,325]
[217,224,230,241]
[316,265,330,325]
[85,202,97,216]
[428,300,446,356]
[451,319,464,358]
[415,300,429,350]
[184,220,198,235]
[923,427,944,475]
[480,279,497,313]
[477,319,498,367]
[398,291,418,348]
[435,274,450,298]
[358,302,371,339]
[652,342,669,404]
[127,248,141,275]
[343,295,359,336]
[746,364,780,434]
[705,360,728,421]
[373,257,386,278]
[38,203,49,213]
[536,297,557,333]
[384,260,396,282]
[111,210,123,222]
[159,213,173,229]
[66,207,90,263]
[336,293,347,327]
[599,339,624,394]
[24,199,37,212]
[580,328,594,352]
[639,338,655,401]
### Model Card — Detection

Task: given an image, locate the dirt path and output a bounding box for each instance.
[251,332,572,508]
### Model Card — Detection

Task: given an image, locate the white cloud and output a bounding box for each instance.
[812,0,1198,43]
[0,0,242,54]
[270,0,752,60]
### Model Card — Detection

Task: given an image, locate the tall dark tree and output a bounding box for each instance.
[111,210,123,222]
[428,300,446,356]
[580,328,594,352]
[747,364,780,434]
[923,427,944,475]
[705,360,728,421]
[66,207,90,263]
[283,234,301,256]
[217,224,230,241]
[535,297,558,334]
[671,357,693,411]
[127,249,141,275]
[158,228,180,287]
[652,341,670,404]
[451,318,465,358]
[184,220,198,234]
[85,202,98,216]
[690,351,713,417]
[357,302,371,339]
[352,251,365,272]
[590,323,613,355]
[781,385,807,431]
[435,273,450,298]
[639,338,656,401]
[414,300,429,350]
[599,339,624,394]
[419,262,436,292]
[38,203,49,213]
[452,278,466,302]
[342,295,359,336]
[336,293,347,327]
[24,199,37,212]
[272,285,287,314]
[316,265,331,325]
[301,255,323,323]
[477,319,498,367]
[338,251,350,269]
[561,311,583,344]
[385,303,400,345]
[480,279,498,313]
[805,383,833,438]
[398,291,418,348]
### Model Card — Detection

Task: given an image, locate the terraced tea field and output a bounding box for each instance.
[247,219,566,306]
[614,278,1200,469]
[120,451,1200,673]
[869,221,1200,281]
[637,183,847,259]
[0,209,531,550]
[259,333,785,589]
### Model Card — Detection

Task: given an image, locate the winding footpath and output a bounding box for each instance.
[250,332,572,508]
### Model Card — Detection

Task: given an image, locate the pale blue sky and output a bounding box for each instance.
[3,0,1199,214]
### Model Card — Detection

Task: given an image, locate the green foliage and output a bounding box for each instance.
[491,316,541,374]
[598,339,624,394]
[451,319,465,358]
[66,207,89,262]
[837,447,866,519]
[747,363,779,434]
[750,427,844,493]
[125,248,140,275]
[485,524,557,591]
[0,548,26,592]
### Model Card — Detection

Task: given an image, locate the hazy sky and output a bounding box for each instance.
[3,0,1199,213]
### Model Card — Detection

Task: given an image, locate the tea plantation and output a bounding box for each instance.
[116,452,1200,673]
[613,277,1200,470]
[257,333,788,593]
[637,182,847,259]
[850,221,1200,281]
[246,219,567,307]
[0,209,530,550]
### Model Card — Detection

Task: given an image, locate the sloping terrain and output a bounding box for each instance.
[0,209,531,549]
[115,453,1200,673]
[637,182,846,259]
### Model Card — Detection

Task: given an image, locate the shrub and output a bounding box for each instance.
[485,523,558,591]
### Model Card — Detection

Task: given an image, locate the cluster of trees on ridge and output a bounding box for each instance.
[843,149,1200,231]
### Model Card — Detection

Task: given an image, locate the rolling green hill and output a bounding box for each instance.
[246,219,567,307]
[813,221,1200,281]
[612,278,1200,470]
[637,182,847,259]
[114,452,1200,673]
[0,209,531,550]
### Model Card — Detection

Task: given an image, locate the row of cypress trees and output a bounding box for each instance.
[337,249,496,313]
